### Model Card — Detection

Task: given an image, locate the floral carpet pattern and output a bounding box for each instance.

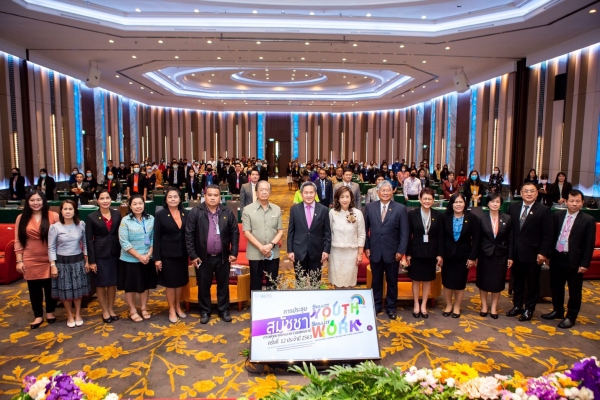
[0,179,599,399]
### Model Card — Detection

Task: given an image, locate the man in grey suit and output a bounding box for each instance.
[364,180,409,319]
[287,181,331,278]
[365,174,385,204]
[333,168,361,207]
[240,168,260,210]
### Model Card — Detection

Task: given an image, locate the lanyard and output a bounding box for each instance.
[133,216,146,235]
[420,209,431,234]
[490,215,498,238]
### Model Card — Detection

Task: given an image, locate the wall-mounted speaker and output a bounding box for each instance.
[86,66,101,88]
[453,71,470,93]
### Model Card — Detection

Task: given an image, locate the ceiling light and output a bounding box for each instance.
[256,41,261,44]
[353,43,358,47]
[265,68,268,71]
[252,73,256,76]
[115,75,119,78]
[422,85,426,88]
[366,13,371,17]
[212,73,214,76]
[150,92,153,94]
[266,73,269,75]
[291,78,294,80]
[158,40,163,43]
[252,10,257,13]
[445,46,450,50]
[301,57,305,60]
[292,73,295,76]
[457,4,462,7]
[347,82,350,84]
[207,40,212,44]
[400,44,405,48]
[135,8,141,12]
[208,80,211,82]
[281,11,285,14]
[132,55,137,58]
[342,58,346,61]
[217,57,221,59]
[141,87,144,89]
[383,59,387,62]
[192,74,195,76]
[590,9,597,13]
[175,55,179,58]
[343,75,346,78]
[422,60,426,63]
[435,79,439,82]
[310,11,314,15]
[194,9,199,13]
[259,56,263,59]
[364,76,367,78]
[411,90,414,93]
[421,15,427,19]
[109,39,114,43]
[129,82,133,84]
[305,42,310,45]
[305,74,308,76]
[266,77,269,80]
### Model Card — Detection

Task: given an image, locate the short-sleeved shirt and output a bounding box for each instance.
[242,201,283,260]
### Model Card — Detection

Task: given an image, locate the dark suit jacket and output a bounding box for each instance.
[117,167,129,180]
[186,175,201,199]
[167,169,185,190]
[257,166,269,181]
[314,178,334,207]
[200,172,219,191]
[37,176,56,200]
[287,202,331,261]
[508,201,553,262]
[463,183,487,206]
[551,210,595,269]
[239,182,255,209]
[9,175,26,200]
[185,203,239,263]
[85,209,122,264]
[550,182,573,203]
[364,201,409,263]
[537,183,553,207]
[478,213,513,260]
[71,182,90,204]
[126,173,147,196]
[228,172,247,195]
[154,208,188,260]
[442,211,480,260]
[101,179,122,201]
[105,166,118,178]
[407,208,444,259]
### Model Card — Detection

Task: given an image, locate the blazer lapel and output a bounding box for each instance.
[520,203,537,231]
[382,203,393,225]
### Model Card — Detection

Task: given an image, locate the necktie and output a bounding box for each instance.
[108,182,111,193]
[520,205,530,229]
[321,180,326,198]
[557,215,573,252]
[174,172,177,185]
[252,184,257,203]
[381,204,387,222]
[306,205,313,228]
[236,174,240,189]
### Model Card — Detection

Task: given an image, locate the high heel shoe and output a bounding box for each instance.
[30,321,43,329]
[420,311,429,319]
[480,311,488,317]
[452,313,461,318]
[102,316,112,324]
[442,310,452,317]
[491,313,499,319]
[46,317,57,324]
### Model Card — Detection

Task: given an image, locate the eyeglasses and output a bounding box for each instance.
[522,190,537,194]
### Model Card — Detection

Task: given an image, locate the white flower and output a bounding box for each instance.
[528,396,540,400]
[409,366,418,373]
[579,387,594,400]
[104,394,119,400]
[511,394,521,400]
[27,377,49,400]
[515,388,524,396]
[405,374,419,384]
[446,378,455,388]
[425,374,438,386]
[477,376,500,399]
[416,369,427,380]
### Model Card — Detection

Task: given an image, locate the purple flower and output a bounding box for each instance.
[23,375,36,392]
[526,376,559,400]
[566,358,600,399]
[45,374,83,400]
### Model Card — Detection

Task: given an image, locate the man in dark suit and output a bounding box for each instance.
[240,168,259,209]
[105,160,118,179]
[220,159,234,183]
[506,182,553,321]
[333,168,361,206]
[167,162,185,191]
[287,181,331,278]
[37,168,56,200]
[364,180,409,319]
[71,173,91,205]
[228,162,247,195]
[9,168,26,200]
[117,162,129,180]
[256,160,269,181]
[542,190,595,329]
[126,163,147,200]
[313,168,334,208]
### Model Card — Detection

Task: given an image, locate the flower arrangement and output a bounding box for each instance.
[346,211,357,224]
[266,262,326,291]
[12,371,118,400]
[265,356,600,400]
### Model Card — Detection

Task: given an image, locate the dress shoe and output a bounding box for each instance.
[452,313,461,318]
[420,311,429,319]
[412,312,420,318]
[480,311,488,317]
[200,313,210,324]
[110,315,120,322]
[557,318,575,329]
[30,321,43,329]
[176,311,187,319]
[518,310,533,321]
[491,314,499,319]
[46,317,57,324]
[387,311,397,320]
[66,320,76,328]
[541,310,564,320]
[102,316,112,324]
[219,311,232,322]
[506,307,524,317]
[442,310,452,317]
[75,319,84,327]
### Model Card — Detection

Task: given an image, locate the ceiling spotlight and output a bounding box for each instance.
[109,39,114,43]
[305,42,310,45]
[129,82,133,84]
[383,59,387,62]
[590,9,597,13]
[158,40,163,43]
[265,68,268,71]
[132,55,137,58]
[194,9,199,13]
[150,92,153,94]
[422,85,426,88]
[175,55,179,58]
[411,90,415,93]
[291,78,294,80]
[252,10,257,13]
[293,69,296,71]
[353,43,358,47]
[207,40,212,44]
[342,58,346,61]
[266,77,270,79]
[141,86,144,89]
[435,79,439,82]
[305,74,308,76]
[212,73,214,76]
[135,8,141,12]
[400,44,405,48]
[310,11,314,15]
[217,56,221,59]
[421,15,426,19]
[364,76,367,78]
[259,56,263,59]
[208,80,211,82]
[347,82,350,84]
[422,60,426,63]
[366,13,371,17]
[292,73,295,76]
[115,75,119,78]
[252,73,256,76]
[301,57,305,60]
[256,41,261,44]
[266,73,269,75]
[343,75,346,78]
[445,46,450,50]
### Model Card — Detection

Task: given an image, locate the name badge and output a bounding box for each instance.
[215,223,220,235]
[559,237,566,245]
[423,234,429,243]
[144,235,151,245]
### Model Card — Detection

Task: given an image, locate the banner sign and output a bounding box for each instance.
[250,289,380,363]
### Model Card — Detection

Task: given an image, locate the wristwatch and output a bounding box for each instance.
[271,242,278,247]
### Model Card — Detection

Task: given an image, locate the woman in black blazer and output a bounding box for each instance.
[442,193,480,318]
[549,171,573,205]
[463,170,486,207]
[37,168,56,200]
[154,187,189,323]
[186,170,201,200]
[476,193,513,319]
[406,188,443,319]
[9,167,26,200]
[85,189,122,323]
[101,173,122,201]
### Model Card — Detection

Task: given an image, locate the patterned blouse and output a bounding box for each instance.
[119,214,155,263]
[452,215,464,241]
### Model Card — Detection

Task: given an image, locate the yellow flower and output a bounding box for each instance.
[386,320,417,335]
[88,343,129,361]
[193,380,216,393]
[581,331,600,340]
[194,351,214,362]
[35,332,55,341]
[442,362,479,383]
[161,323,196,339]
[7,331,29,342]
[82,365,108,380]
[79,382,109,400]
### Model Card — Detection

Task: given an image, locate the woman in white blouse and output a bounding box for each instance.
[328,186,366,288]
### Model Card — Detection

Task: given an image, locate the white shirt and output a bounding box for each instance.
[520,202,534,219]
[557,211,578,252]
[380,201,391,216]
[404,177,422,196]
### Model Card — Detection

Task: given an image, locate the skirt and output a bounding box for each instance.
[286,176,293,183]
[476,254,508,293]
[442,256,469,290]
[407,257,437,282]
[117,260,157,293]
[52,254,91,301]
[328,246,359,287]
[157,256,189,288]
[94,256,118,287]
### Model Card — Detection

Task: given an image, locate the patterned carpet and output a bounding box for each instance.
[0,178,599,399]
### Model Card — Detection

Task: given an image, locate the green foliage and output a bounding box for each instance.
[263,361,454,400]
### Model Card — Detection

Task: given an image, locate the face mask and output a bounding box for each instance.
[107,175,114,180]
[492,171,498,175]
[207,169,213,173]
[173,165,178,169]
[134,168,140,173]
[120,165,125,168]
[12,172,18,176]
[72,171,77,175]
[540,179,548,184]
[410,173,417,177]
[40,173,47,179]
[471,175,478,180]
[147,170,152,175]
[86,173,92,178]
[257,162,262,167]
